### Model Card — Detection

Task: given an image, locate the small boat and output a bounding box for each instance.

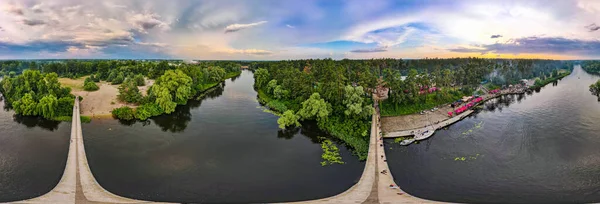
[415,129,435,140]
[400,138,416,146]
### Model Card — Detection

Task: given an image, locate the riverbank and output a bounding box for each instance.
[68,71,240,118]
[255,85,370,160]
[383,87,527,138]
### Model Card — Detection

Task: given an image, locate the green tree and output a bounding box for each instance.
[36,95,58,119]
[133,74,145,86]
[342,85,373,119]
[267,79,278,94]
[297,93,331,123]
[277,110,300,129]
[118,81,142,103]
[111,106,135,120]
[13,93,38,116]
[273,85,289,99]
[153,84,177,114]
[254,68,270,88]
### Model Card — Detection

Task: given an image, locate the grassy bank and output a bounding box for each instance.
[380,90,463,116]
[256,88,369,160]
[531,71,571,89]
[53,115,92,123]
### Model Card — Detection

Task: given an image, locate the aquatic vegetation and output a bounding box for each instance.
[320,139,344,166]
[462,121,484,135]
[454,154,482,161]
[394,136,413,143]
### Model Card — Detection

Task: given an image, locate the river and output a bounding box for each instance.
[0,102,70,202]
[81,70,364,203]
[386,65,600,203]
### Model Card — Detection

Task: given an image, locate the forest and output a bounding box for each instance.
[582,60,600,74]
[0,70,74,120]
[0,58,571,159]
[250,58,572,159]
[0,60,243,121]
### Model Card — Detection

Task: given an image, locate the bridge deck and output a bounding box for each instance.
[8,98,165,204]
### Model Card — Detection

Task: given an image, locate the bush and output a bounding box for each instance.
[134,103,164,120]
[80,116,91,123]
[83,81,99,91]
[111,106,135,120]
[133,74,145,86]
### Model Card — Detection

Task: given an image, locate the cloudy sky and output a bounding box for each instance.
[1,0,599,60]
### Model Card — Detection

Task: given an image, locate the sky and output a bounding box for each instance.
[0,0,600,60]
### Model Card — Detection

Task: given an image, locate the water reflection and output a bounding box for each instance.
[115,83,225,132]
[386,65,600,203]
[13,113,61,131]
[83,71,363,203]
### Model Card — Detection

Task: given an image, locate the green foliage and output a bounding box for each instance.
[297,93,331,123]
[153,84,177,114]
[254,68,270,89]
[590,80,600,97]
[530,71,570,89]
[134,103,164,120]
[320,139,344,166]
[380,89,463,116]
[207,66,226,83]
[277,110,300,129]
[13,93,38,116]
[80,116,92,123]
[266,79,278,94]
[154,69,193,104]
[36,95,58,119]
[83,77,99,91]
[133,74,145,86]
[118,81,142,104]
[582,61,600,74]
[111,106,135,120]
[273,85,289,99]
[320,116,370,160]
[342,85,373,119]
[111,73,124,85]
[52,116,72,122]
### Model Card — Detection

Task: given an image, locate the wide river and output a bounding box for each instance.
[386,65,600,203]
[81,70,363,203]
[0,102,70,202]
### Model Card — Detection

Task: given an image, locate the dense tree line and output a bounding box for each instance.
[112,63,240,120]
[251,58,572,159]
[0,70,74,120]
[582,61,600,74]
[590,80,600,99]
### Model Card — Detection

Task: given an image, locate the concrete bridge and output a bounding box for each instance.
[7,98,164,204]
[6,98,444,204]
[289,98,443,204]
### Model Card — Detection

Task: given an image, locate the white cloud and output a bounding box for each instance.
[286,24,295,28]
[128,13,171,32]
[224,21,267,33]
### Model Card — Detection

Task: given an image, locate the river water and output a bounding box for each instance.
[81,70,363,203]
[386,65,600,203]
[0,102,70,202]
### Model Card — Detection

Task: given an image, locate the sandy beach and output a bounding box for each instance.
[60,77,154,117]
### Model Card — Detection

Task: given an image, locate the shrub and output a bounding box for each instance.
[134,103,164,120]
[111,106,135,120]
[83,81,99,91]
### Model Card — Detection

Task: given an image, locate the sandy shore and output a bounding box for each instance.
[61,77,154,117]
[381,105,455,133]
[382,87,527,135]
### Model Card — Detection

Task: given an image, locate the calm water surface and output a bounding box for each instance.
[386,65,600,203]
[82,70,364,203]
[0,101,70,202]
